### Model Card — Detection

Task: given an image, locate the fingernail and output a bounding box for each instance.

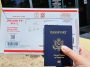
[61,45,69,52]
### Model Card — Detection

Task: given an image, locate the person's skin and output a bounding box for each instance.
[61,46,90,67]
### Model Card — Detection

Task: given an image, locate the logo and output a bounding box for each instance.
[53,38,64,51]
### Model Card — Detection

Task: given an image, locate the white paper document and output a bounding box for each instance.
[0,8,79,54]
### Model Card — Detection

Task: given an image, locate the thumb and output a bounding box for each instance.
[61,46,87,64]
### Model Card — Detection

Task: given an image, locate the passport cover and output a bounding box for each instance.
[44,25,73,67]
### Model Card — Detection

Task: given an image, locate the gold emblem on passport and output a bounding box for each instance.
[53,38,64,51]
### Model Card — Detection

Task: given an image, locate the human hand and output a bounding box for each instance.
[61,46,90,67]
[79,48,90,61]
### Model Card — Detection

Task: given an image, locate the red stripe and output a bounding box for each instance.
[4,50,44,53]
[3,10,78,12]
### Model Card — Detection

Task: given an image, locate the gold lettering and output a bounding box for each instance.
[50,31,67,35]
[53,54,65,59]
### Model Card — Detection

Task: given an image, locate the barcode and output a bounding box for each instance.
[7,42,19,47]
[10,35,15,39]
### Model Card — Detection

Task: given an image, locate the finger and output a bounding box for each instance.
[79,47,84,54]
[61,46,86,64]
[80,48,90,60]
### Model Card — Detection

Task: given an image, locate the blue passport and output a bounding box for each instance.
[44,25,73,67]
